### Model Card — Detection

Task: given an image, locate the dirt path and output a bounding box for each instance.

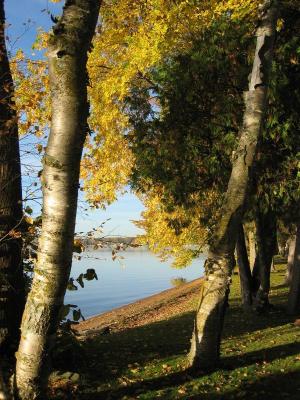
[74,278,203,337]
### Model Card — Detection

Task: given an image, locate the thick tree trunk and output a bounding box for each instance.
[253,209,277,311]
[15,1,101,399]
[287,224,300,315]
[188,1,278,370]
[285,235,296,286]
[0,0,24,352]
[236,224,253,309]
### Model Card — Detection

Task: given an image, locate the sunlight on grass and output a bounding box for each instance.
[50,265,300,399]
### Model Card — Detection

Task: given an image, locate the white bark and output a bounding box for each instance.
[286,235,296,286]
[188,0,278,369]
[15,1,101,399]
[248,230,256,270]
[287,226,300,314]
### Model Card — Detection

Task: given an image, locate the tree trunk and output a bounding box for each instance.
[188,1,278,370]
[0,367,11,400]
[15,1,101,399]
[253,208,277,311]
[285,235,296,286]
[248,229,256,270]
[236,223,253,309]
[287,224,300,315]
[252,255,260,293]
[0,0,24,352]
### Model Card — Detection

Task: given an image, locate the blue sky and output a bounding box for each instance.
[6,0,145,236]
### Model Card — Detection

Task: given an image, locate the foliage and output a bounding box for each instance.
[134,188,215,267]
[10,0,258,212]
[83,0,259,206]
[127,15,253,202]
[127,2,300,265]
[253,3,300,220]
[12,0,299,270]
[170,277,187,287]
[125,13,255,265]
[10,49,50,138]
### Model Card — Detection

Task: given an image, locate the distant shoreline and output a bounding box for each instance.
[84,244,149,251]
[77,236,138,247]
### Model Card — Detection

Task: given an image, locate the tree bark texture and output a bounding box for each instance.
[287,224,300,315]
[286,235,296,286]
[0,0,24,352]
[188,1,278,370]
[236,224,253,309]
[253,208,277,310]
[15,1,101,399]
[248,230,256,270]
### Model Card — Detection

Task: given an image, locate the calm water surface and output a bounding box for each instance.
[65,249,205,318]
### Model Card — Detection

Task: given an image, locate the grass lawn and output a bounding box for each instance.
[50,265,300,399]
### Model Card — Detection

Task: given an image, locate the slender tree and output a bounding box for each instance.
[286,234,296,285]
[253,208,277,310]
[247,229,256,270]
[15,1,101,399]
[287,223,300,314]
[236,223,253,309]
[0,0,24,352]
[188,0,278,369]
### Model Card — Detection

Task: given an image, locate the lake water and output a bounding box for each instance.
[65,249,205,318]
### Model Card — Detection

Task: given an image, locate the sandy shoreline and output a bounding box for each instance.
[74,277,203,336]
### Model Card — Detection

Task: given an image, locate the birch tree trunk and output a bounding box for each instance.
[248,229,256,270]
[0,0,24,352]
[188,0,278,370]
[287,224,300,315]
[285,235,296,286]
[15,1,101,399]
[236,224,253,309]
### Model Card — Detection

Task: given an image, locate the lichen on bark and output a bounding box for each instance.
[15,1,102,399]
[188,0,278,370]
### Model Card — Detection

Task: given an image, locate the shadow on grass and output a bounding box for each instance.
[221,341,300,369]
[222,296,293,339]
[185,370,300,400]
[79,367,201,400]
[70,270,298,399]
[82,296,293,370]
[79,298,296,384]
[81,311,195,380]
[78,341,300,400]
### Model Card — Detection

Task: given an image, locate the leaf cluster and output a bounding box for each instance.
[252,3,300,221]
[126,16,253,209]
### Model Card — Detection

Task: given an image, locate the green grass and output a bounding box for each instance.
[51,266,300,399]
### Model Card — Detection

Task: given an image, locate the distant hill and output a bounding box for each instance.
[77,236,138,247]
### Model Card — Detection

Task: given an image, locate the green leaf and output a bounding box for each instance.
[67,278,78,291]
[73,309,81,322]
[84,268,98,281]
[76,273,84,288]
[25,205,33,215]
